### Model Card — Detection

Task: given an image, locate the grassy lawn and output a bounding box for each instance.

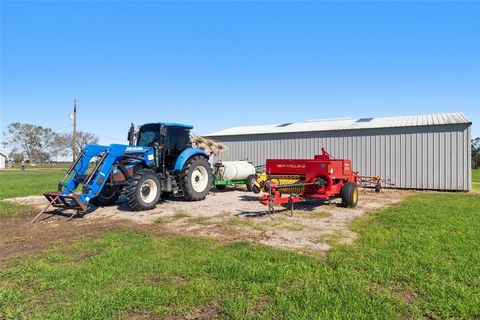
[1,192,479,319]
[0,168,67,200]
[472,169,480,192]
[0,202,37,218]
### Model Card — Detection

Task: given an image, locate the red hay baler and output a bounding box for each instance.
[254,149,359,213]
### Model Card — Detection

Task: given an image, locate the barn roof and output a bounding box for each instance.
[205,112,471,137]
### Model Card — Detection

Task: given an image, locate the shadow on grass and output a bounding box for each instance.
[33,206,98,222]
[236,195,338,217]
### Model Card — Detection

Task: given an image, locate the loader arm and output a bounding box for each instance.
[44,144,154,211]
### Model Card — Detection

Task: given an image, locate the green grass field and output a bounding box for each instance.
[1,168,479,318]
[0,202,37,218]
[1,193,479,319]
[0,167,67,200]
[472,169,480,192]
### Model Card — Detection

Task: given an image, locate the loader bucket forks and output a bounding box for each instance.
[31,193,87,223]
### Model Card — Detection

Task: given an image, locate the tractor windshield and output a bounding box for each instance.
[166,126,190,152]
[137,124,161,147]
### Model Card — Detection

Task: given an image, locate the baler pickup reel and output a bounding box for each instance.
[260,180,323,215]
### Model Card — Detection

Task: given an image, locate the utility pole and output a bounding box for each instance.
[72,98,77,162]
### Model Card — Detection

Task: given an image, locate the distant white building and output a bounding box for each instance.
[0,152,6,169]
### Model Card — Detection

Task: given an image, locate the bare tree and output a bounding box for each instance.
[8,150,24,163]
[59,131,99,157]
[76,131,99,151]
[3,123,56,163]
[50,134,69,162]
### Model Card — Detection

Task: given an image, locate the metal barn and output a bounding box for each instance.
[206,112,472,191]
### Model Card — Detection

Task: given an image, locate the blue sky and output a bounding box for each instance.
[1,1,479,146]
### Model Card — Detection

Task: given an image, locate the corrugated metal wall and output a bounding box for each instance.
[208,124,471,191]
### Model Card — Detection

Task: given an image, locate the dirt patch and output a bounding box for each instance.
[121,303,219,320]
[120,311,163,320]
[177,304,220,320]
[3,187,412,255]
[0,213,133,264]
[395,285,419,303]
[3,195,46,205]
[399,289,418,303]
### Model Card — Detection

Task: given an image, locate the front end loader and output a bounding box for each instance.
[33,123,212,223]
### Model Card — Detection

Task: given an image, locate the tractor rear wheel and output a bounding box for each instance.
[91,186,120,207]
[341,182,358,208]
[124,169,161,211]
[180,156,213,201]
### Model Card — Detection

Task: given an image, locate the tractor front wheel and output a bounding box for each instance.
[124,169,161,211]
[341,182,358,208]
[91,186,120,207]
[180,157,213,201]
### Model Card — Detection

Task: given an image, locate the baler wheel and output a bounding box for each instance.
[251,184,261,194]
[215,184,227,190]
[124,169,161,211]
[180,156,213,201]
[341,182,358,208]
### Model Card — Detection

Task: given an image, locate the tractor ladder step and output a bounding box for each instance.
[171,179,184,197]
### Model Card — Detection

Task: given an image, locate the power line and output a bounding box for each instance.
[52,124,73,131]
[73,99,78,161]
[96,134,125,142]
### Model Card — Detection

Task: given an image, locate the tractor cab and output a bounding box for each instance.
[131,123,193,171]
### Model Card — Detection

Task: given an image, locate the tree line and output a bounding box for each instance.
[2,122,99,163]
[472,137,480,169]
[2,121,480,168]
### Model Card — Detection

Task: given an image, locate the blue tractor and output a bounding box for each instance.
[35,123,213,222]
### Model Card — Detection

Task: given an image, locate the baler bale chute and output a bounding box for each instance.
[253,148,359,214]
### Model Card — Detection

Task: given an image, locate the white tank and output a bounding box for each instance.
[218,161,256,180]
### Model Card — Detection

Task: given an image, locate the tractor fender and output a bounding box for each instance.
[174,147,209,172]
